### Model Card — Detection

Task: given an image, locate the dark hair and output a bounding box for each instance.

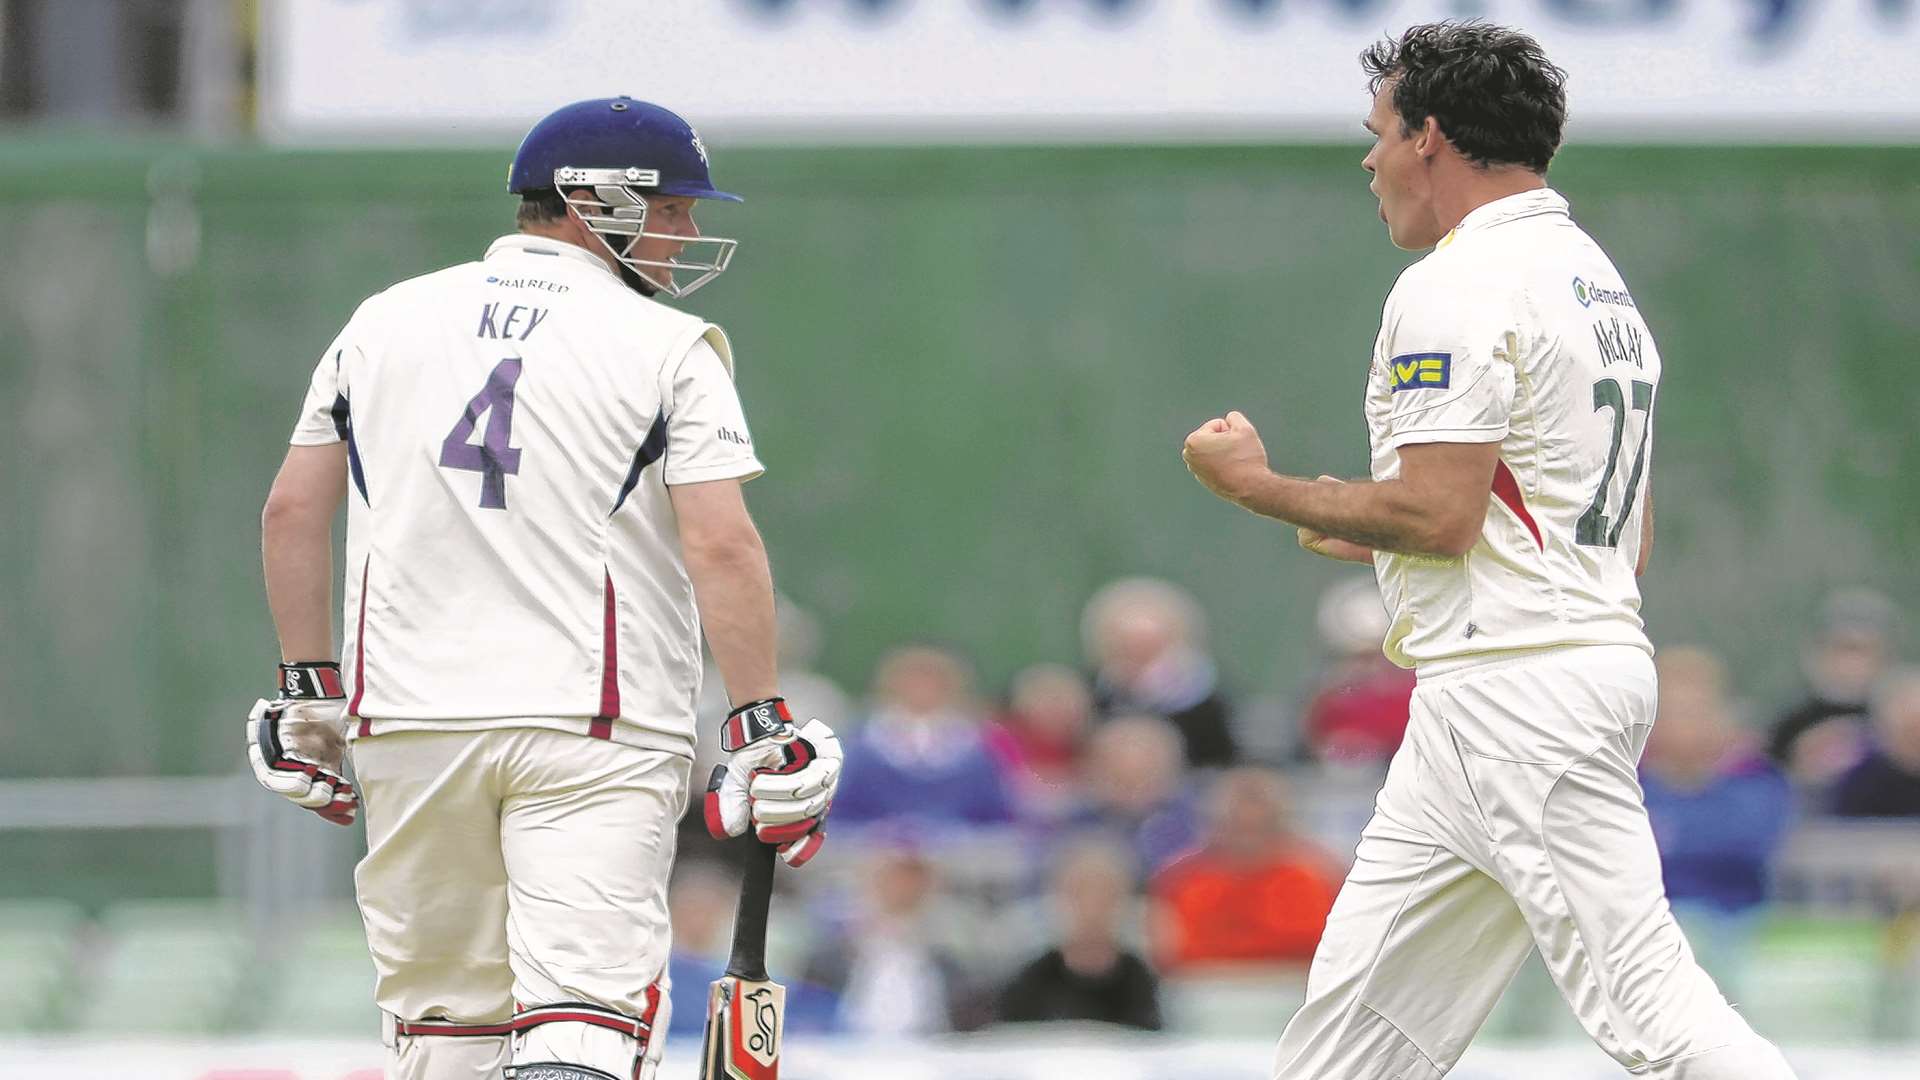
[1360,21,1568,174]
[516,188,569,227]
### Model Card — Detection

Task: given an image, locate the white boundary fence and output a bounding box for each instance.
[4,773,1917,919]
[2,1034,1918,1080]
[0,775,360,924]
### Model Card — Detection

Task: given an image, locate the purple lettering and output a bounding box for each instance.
[438,358,525,509]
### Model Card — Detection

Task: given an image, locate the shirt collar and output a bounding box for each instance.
[484,233,616,277]
[1437,187,1568,248]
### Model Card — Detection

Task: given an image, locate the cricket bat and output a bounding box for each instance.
[699,840,784,1080]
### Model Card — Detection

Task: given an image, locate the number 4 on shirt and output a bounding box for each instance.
[440,358,524,509]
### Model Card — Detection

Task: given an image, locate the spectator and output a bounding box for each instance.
[1300,576,1415,765]
[1640,647,1793,991]
[1767,587,1897,793]
[1082,577,1238,766]
[998,840,1162,1030]
[830,644,1017,828]
[1063,714,1201,877]
[803,841,989,1034]
[664,860,841,1036]
[1833,668,1920,818]
[1150,768,1343,972]
[986,663,1095,823]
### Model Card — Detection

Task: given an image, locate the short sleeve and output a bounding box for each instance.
[1379,280,1519,449]
[289,329,353,446]
[662,337,765,485]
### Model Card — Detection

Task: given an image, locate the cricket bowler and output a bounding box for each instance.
[1182,23,1797,1080]
[247,97,843,1080]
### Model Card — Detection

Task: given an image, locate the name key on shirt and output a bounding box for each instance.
[477,304,549,341]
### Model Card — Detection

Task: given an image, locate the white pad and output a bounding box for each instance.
[513,1016,645,1080]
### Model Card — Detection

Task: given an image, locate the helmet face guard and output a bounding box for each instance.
[557,168,737,299]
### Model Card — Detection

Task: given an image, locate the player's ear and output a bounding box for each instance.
[1411,116,1435,159]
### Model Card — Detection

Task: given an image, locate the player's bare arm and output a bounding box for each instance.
[670,476,778,705]
[251,441,357,826]
[1297,476,1376,564]
[1636,487,1654,576]
[1183,410,1496,558]
[674,475,843,868]
[261,442,347,661]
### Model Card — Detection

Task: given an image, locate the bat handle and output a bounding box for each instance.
[724,838,777,981]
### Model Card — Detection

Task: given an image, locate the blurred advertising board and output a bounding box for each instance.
[261,0,1920,142]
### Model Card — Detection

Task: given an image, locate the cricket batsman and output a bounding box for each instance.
[1182,23,1797,1080]
[246,97,843,1080]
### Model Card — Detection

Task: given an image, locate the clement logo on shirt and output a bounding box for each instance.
[1389,352,1452,392]
[1573,276,1635,309]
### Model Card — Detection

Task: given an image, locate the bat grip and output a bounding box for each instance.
[724,838,777,981]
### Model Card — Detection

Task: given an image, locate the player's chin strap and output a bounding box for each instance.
[389,994,665,1080]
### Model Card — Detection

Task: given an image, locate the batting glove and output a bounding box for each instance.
[705,698,842,868]
[246,661,359,826]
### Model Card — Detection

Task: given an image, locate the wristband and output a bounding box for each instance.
[279,661,345,700]
[720,697,791,753]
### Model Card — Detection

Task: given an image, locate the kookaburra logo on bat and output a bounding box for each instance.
[745,986,779,1059]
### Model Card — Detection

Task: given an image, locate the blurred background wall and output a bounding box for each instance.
[3,141,1918,782]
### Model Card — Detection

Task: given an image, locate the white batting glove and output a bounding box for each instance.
[246,661,359,827]
[705,698,842,868]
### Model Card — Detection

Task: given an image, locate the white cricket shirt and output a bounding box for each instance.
[1365,189,1661,670]
[290,234,764,756]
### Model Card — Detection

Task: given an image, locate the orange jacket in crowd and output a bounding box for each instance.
[1150,840,1344,970]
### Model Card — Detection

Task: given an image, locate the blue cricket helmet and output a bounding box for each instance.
[508,96,741,202]
[508,97,741,298]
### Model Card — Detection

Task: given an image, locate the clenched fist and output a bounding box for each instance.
[1183,410,1272,505]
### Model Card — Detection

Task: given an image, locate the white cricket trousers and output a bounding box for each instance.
[1273,645,1797,1080]
[350,728,692,1080]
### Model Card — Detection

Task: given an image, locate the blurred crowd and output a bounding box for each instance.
[665,579,1920,1037]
